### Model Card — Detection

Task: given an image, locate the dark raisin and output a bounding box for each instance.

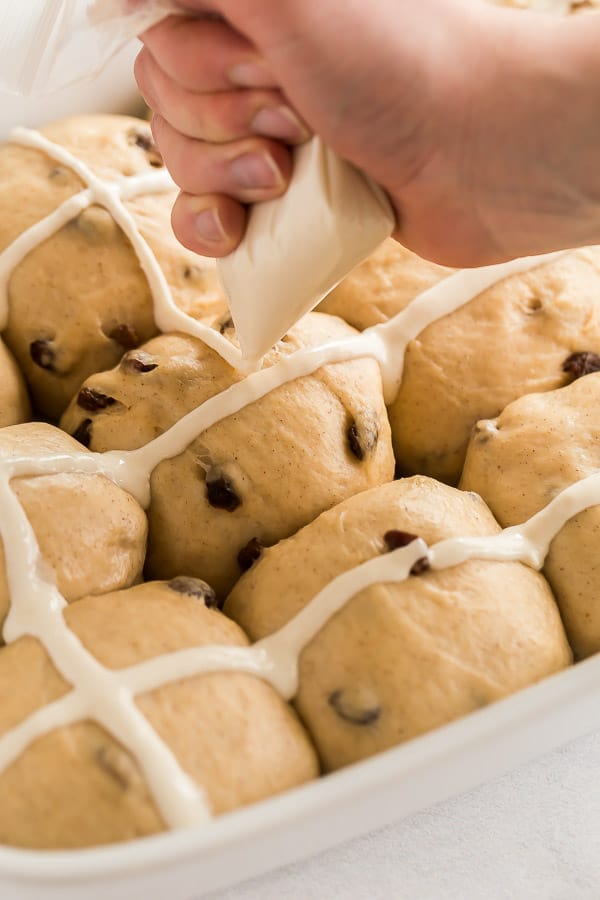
[410,557,431,576]
[77,387,116,412]
[122,352,158,373]
[30,339,56,372]
[563,351,600,380]
[167,576,219,609]
[237,537,263,572]
[183,265,204,283]
[95,745,130,790]
[73,206,115,240]
[328,689,381,726]
[384,530,419,552]
[219,317,234,335]
[526,296,543,313]
[205,473,241,512]
[347,418,379,461]
[48,166,69,183]
[128,129,164,167]
[71,419,93,448]
[108,324,139,350]
[384,531,429,574]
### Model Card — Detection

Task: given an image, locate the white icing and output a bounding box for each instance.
[0,125,591,838]
[0,470,210,828]
[218,137,395,365]
[0,189,92,328]
[0,127,245,369]
[367,251,566,401]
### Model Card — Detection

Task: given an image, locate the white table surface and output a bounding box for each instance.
[208,730,600,900]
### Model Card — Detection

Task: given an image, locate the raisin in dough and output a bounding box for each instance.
[0,423,147,632]
[225,476,571,772]
[461,368,600,659]
[61,312,395,597]
[324,244,600,485]
[0,337,30,426]
[0,114,228,418]
[0,580,318,849]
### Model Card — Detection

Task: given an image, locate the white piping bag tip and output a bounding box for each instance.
[218,137,395,363]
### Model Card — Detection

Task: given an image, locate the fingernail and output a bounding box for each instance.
[251,105,309,143]
[228,61,274,87]
[195,207,227,243]
[230,152,282,190]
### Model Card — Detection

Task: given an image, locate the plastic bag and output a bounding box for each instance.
[0,0,395,363]
[220,138,395,364]
[0,0,179,96]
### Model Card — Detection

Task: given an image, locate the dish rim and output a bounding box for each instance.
[0,649,598,884]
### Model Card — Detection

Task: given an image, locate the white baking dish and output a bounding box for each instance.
[0,651,598,900]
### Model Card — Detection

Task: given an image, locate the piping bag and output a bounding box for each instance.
[1,0,395,365]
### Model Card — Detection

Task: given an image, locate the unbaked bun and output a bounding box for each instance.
[0,115,228,418]
[0,422,147,631]
[461,364,600,658]
[0,580,318,849]
[319,237,452,329]
[324,244,600,484]
[226,476,571,771]
[0,337,30,426]
[61,312,395,597]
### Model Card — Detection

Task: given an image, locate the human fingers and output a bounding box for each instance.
[136,49,309,144]
[151,114,293,203]
[140,15,277,92]
[171,191,246,257]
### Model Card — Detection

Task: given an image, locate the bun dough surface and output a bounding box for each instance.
[461,369,600,658]
[0,115,227,417]
[0,423,147,630]
[0,580,318,849]
[226,476,570,771]
[319,238,452,330]
[323,244,600,485]
[61,312,395,597]
[0,338,30,426]
[389,250,600,483]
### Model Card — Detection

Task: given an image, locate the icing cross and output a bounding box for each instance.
[0,127,245,369]
[0,126,587,834]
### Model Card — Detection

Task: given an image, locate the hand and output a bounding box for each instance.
[136,1,600,266]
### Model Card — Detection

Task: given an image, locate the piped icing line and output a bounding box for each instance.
[0,692,87,774]
[56,468,600,705]
[4,249,566,500]
[4,451,150,509]
[367,250,567,401]
[0,333,385,510]
[0,190,92,329]
[0,124,587,835]
[3,461,600,797]
[4,127,245,370]
[122,333,383,480]
[103,540,430,703]
[0,471,211,828]
[2,128,568,396]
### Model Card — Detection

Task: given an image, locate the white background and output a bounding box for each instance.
[208,731,600,900]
